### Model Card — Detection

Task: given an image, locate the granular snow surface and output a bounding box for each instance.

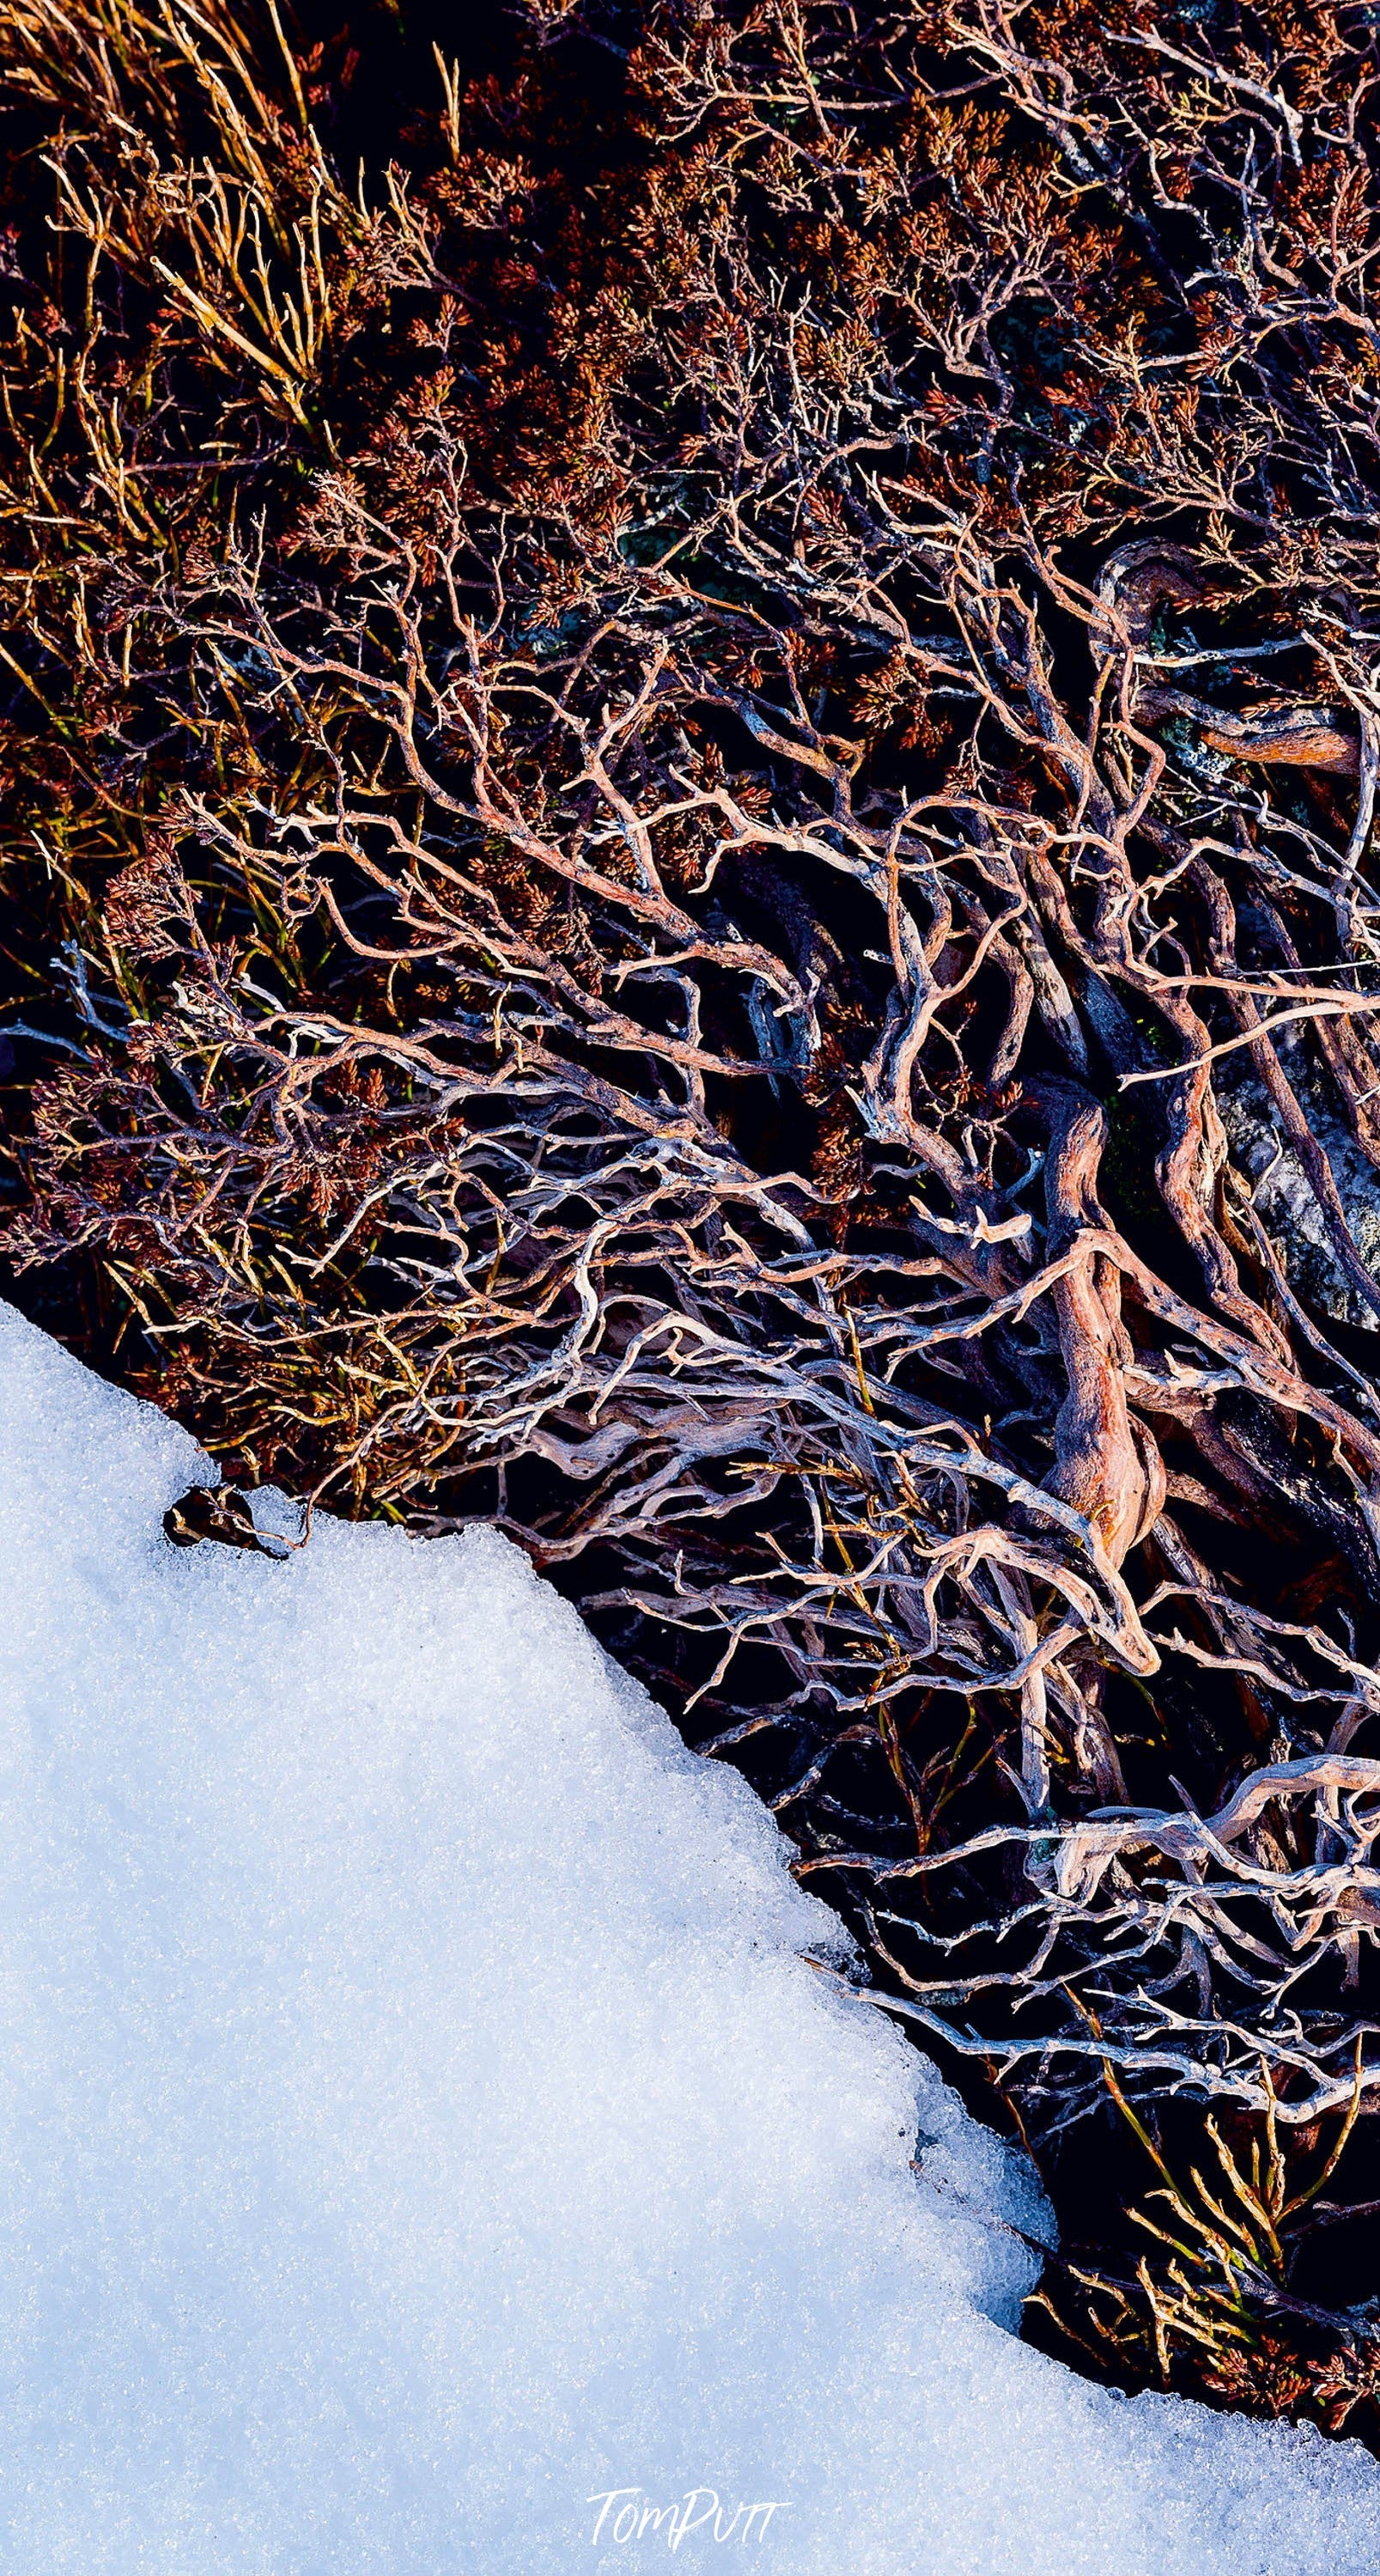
[1,1295,1378,2573]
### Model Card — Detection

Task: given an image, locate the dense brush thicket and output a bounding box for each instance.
[7,0,1380,2433]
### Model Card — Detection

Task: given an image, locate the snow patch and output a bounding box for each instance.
[0,1297,1377,2571]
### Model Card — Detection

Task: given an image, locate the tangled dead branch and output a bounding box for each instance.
[5,0,1380,2423]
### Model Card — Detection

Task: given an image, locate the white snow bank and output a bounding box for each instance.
[0,1296,1377,2574]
